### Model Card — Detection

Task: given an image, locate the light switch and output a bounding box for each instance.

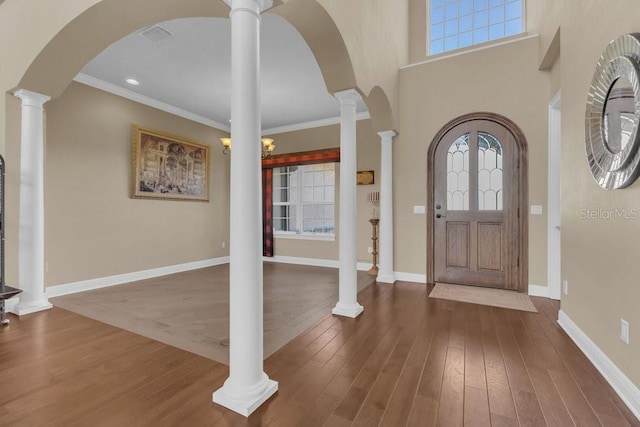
[413,205,426,214]
[530,205,543,215]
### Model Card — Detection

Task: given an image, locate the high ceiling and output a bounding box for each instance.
[78,15,368,133]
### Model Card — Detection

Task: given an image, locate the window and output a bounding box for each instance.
[446,131,503,211]
[429,0,523,55]
[273,163,335,237]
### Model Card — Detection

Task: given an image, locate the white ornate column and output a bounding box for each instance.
[377,130,396,284]
[332,89,364,318]
[13,89,52,315]
[212,0,277,417]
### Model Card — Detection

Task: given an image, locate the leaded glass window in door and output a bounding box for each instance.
[478,132,503,210]
[446,134,470,210]
[446,131,503,211]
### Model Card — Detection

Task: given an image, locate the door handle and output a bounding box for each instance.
[436,213,446,219]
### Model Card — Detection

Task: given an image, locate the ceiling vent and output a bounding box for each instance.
[140,25,174,43]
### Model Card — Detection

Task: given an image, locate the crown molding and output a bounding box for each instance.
[262,111,370,136]
[74,73,371,136]
[73,73,231,132]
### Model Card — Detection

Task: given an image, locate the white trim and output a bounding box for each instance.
[394,272,427,284]
[548,91,562,300]
[274,233,335,242]
[558,310,640,421]
[4,298,18,313]
[402,33,539,70]
[262,255,371,271]
[261,111,370,135]
[528,284,550,298]
[74,73,371,136]
[264,255,435,280]
[376,272,396,284]
[74,73,231,131]
[43,257,230,299]
[263,255,337,268]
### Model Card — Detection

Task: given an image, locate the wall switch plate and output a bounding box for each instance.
[221,242,226,249]
[413,205,426,214]
[530,205,543,215]
[367,246,373,254]
[562,280,568,295]
[621,319,629,344]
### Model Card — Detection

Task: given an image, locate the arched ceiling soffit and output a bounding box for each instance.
[364,86,395,133]
[271,0,357,94]
[19,0,230,98]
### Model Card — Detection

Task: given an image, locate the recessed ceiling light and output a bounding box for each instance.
[126,78,140,86]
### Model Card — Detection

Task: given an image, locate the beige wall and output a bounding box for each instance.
[37,82,229,286]
[398,36,550,285]
[265,120,380,264]
[559,0,640,387]
[319,0,408,114]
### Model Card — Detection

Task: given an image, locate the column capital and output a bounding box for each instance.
[378,130,397,142]
[224,0,273,13]
[13,89,50,107]
[334,88,362,106]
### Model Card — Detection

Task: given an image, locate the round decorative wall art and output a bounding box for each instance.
[585,33,640,189]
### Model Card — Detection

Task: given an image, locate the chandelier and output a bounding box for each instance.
[220,137,276,159]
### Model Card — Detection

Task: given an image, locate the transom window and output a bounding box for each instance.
[429,0,523,55]
[273,163,335,237]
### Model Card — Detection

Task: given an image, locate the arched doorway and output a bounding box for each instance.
[427,112,528,292]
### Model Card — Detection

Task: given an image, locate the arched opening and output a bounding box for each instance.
[4,0,396,371]
[427,112,528,292]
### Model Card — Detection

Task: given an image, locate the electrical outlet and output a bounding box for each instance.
[45,262,49,272]
[621,319,629,344]
[562,280,568,295]
[221,242,226,249]
[367,246,373,254]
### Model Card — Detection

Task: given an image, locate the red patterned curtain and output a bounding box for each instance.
[261,148,340,257]
[262,168,274,257]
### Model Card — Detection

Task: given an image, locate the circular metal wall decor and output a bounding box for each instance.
[585,33,640,189]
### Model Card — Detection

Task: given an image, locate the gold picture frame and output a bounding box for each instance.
[357,170,375,185]
[131,125,210,202]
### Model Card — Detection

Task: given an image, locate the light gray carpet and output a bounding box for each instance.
[429,283,538,312]
[51,262,374,365]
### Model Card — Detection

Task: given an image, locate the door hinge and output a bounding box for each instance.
[517,257,520,267]
[517,208,520,218]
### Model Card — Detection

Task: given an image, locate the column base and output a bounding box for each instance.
[13,299,53,316]
[376,272,396,284]
[212,374,278,417]
[332,302,364,318]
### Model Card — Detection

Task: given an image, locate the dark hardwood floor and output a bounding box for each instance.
[0,281,637,426]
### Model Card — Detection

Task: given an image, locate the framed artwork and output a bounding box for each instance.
[131,125,210,202]
[357,170,375,185]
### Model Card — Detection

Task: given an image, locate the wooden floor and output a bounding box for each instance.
[51,263,372,364]
[0,281,638,426]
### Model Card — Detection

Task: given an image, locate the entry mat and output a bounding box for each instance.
[429,283,538,313]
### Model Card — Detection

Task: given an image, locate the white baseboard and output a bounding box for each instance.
[263,255,338,268]
[394,272,427,284]
[262,255,373,271]
[4,298,18,313]
[44,257,230,299]
[357,262,373,272]
[558,310,640,421]
[263,255,427,283]
[528,284,550,298]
